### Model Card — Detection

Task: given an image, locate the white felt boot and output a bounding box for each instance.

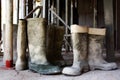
[62,25,89,76]
[88,28,117,70]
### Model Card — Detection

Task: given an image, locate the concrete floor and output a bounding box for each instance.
[0,53,120,80]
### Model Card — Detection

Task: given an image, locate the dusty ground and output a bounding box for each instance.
[0,53,120,80]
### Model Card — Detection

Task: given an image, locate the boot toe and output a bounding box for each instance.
[108,62,118,70]
[29,62,61,75]
[62,67,81,76]
[101,62,118,70]
[93,62,118,70]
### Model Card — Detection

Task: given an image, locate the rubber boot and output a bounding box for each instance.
[46,25,65,67]
[15,19,28,70]
[88,28,117,70]
[27,18,61,75]
[62,25,89,76]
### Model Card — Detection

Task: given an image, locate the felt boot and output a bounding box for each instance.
[88,28,117,70]
[27,18,61,75]
[62,25,89,76]
[15,19,28,70]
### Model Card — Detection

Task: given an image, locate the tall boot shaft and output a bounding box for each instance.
[27,18,61,75]
[27,18,48,65]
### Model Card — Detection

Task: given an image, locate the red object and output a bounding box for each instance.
[5,60,13,68]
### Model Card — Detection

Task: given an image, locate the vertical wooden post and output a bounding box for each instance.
[65,0,69,52]
[13,0,19,24]
[71,0,73,25]
[28,0,33,18]
[19,0,26,19]
[0,0,1,40]
[57,0,60,25]
[4,0,13,68]
[103,0,115,61]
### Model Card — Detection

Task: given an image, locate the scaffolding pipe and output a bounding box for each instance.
[49,8,70,30]
[24,6,42,19]
[4,0,13,68]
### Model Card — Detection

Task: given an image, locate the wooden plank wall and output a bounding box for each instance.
[78,0,94,27]
[77,0,105,27]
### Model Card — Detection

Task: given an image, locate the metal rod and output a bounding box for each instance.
[49,8,70,30]
[64,37,72,49]
[24,6,42,19]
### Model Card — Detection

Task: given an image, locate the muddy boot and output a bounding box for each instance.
[46,25,65,67]
[27,18,61,75]
[62,25,89,76]
[15,19,28,70]
[88,28,117,70]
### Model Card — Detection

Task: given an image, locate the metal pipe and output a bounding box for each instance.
[49,8,70,30]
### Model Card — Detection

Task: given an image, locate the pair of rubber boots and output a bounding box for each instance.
[62,25,117,76]
[15,18,65,74]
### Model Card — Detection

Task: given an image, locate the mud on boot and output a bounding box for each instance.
[27,18,61,74]
[88,28,117,71]
[62,25,89,76]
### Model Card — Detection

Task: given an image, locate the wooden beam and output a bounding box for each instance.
[103,0,115,61]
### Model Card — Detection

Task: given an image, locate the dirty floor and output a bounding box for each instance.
[0,53,120,80]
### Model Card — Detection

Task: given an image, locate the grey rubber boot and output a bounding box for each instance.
[62,25,89,76]
[88,28,117,70]
[46,25,65,67]
[15,19,28,70]
[27,18,61,75]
